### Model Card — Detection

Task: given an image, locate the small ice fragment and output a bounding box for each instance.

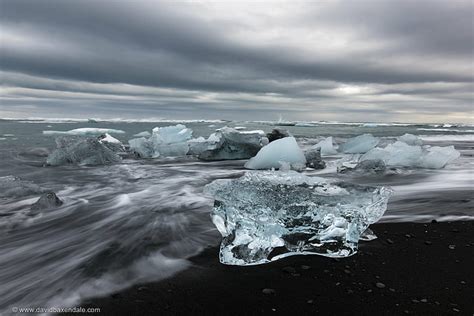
[398,133,423,146]
[311,137,338,155]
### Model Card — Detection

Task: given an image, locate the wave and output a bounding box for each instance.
[417,128,474,133]
[419,134,474,141]
[1,117,226,124]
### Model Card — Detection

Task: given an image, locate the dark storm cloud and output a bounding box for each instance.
[0,0,472,122]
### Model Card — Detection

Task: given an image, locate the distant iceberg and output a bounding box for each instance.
[205,171,392,265]
[43,128,125,136]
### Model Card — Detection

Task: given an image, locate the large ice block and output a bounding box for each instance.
[361,141,460,169]
[339,134,379,154]
[205,171,392,265]
[244,137,306,170]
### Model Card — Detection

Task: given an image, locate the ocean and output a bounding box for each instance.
[0,118,473,313]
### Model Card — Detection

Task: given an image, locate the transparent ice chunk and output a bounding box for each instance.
[198,127,267,161]
[0,176,44,198]
[205,171,393,265]
[339,134,379,154]
[47,137,121,166]
[398,133,423,146]
[128,124,192,158]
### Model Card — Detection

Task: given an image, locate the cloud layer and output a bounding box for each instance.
[1,0,473,122]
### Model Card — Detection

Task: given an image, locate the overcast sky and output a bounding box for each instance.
[0,0,473,122]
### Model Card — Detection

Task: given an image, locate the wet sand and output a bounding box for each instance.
[75,221,474,315]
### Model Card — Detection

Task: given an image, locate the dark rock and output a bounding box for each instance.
[375,282,386,289]
[304,147,326,169]
[262,288,276,295]
[31,192,63,211]
[282,266,296,274]
[301,265,311,270]
[338,159,386,174]
[424,241,432,245]
[386,238,394,244]
[356,159,386,173]
[267,128,290,142]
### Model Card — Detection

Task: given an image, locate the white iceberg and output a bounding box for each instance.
[311,136,338,155]
[244,137,306,170]
[339,134,379,154]
[98,133,125,152]
[43,128,125,136]
[128,124,192,158]
[361,141,460,169]
[204,171,393,265]
[398,133,423,146]
[98,133,121,144]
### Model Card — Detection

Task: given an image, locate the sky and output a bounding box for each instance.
[0,0,473,123]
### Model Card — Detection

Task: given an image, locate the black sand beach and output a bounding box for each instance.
[76,221,474,315]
